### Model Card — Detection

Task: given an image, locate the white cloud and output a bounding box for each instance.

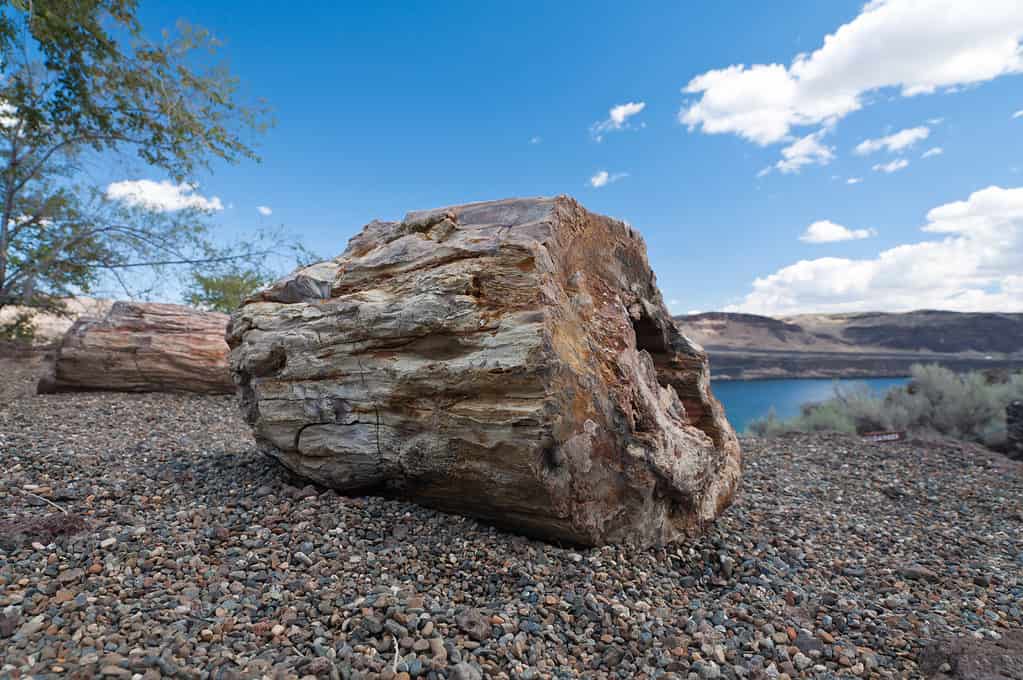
[0,102,18,129]
[1013,109,1023,118]
[873,158,909,173]
[772,129,835,174]
[257,205,273,216]
[921,146,944,158]
[589,170,628,188]
[610,102,645,126]
[854,126,930,155]
[726,185,1023,315]
[847,177,863,184]
[679,1,1023,146]
[529,136,542,145]
[591,101,646,141]
[927,117,945,125]
[799,220,876,243]
[106,180,223,212]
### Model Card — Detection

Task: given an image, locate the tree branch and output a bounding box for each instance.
[81,250,276,269]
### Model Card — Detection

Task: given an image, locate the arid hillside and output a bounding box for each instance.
[0,298,112,345]
[676,311,1023,380]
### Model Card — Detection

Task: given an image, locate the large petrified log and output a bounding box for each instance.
[38,301,232,394]
[228,196,741,546]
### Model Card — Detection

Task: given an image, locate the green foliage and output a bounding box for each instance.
[185,266,268,314]
[748,364,1023,447]
[0,0,269,179]
[748,407,782,437]
[796,400,859,434]
[0,0,272,316]
[0,308,34,341]
[181,234,319,313]
[749,400,857,436]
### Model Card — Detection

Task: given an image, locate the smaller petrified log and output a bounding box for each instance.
[37,301,232,394]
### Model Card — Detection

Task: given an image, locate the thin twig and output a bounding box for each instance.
[18,488,68,514]
[392,636,399,673]
[88,251,276,268]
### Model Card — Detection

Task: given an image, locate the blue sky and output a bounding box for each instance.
[116,1,1023,316]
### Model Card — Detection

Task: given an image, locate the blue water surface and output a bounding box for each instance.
[712,377,910,434]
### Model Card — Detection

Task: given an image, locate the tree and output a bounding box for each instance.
[185,266,269,314]
[0,0,272,330]
[183,236,318,313]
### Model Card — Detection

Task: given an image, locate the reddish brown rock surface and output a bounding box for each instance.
[38,301,232,394]
[227,196,740,546]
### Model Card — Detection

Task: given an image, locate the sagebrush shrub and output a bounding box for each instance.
[748,364,1023,446]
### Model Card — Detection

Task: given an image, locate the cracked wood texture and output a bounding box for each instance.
[38,302,233,394]
[228,196,741,546]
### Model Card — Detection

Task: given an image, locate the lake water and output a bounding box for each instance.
[712,377,910,433]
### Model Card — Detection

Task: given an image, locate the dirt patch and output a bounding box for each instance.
[0,511,88,551]
[0,345,49,403]
[920,631,1023,679]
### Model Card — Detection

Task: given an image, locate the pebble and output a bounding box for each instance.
[450,662,482,680]
[1,360,1021,678]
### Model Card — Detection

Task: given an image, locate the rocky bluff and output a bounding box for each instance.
[227,196,740,546]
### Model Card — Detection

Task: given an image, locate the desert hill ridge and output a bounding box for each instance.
[675,310,1023,380]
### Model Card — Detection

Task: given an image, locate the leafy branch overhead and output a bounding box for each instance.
[0,0,274,324]
[0,0,270,178]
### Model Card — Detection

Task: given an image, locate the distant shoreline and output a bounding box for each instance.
[706,348,1023,381]
[677,310,1023,382]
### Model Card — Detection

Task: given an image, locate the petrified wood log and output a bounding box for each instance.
[228,196,741,546]
[38,301,232,394]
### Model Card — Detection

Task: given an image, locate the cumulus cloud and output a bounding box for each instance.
[679,1,1023,146]
[873,158,909,173]
[854,126,930,155]
[589,171,628,188]
[106,180,223,212]
[921,146,944,158]
[847,177,863,184]
[609,102,645,126]
[591,101,646,141]
[257,205,273,216]
[726,185,1023,315]
[799,220,876,243]
[770,130,836,174]
[1013,109,1023,118]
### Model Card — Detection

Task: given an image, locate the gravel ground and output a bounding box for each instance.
[2,356,1022,679]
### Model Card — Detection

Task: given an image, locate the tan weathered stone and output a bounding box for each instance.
[38,301,232,394]
[228,196,740,546]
